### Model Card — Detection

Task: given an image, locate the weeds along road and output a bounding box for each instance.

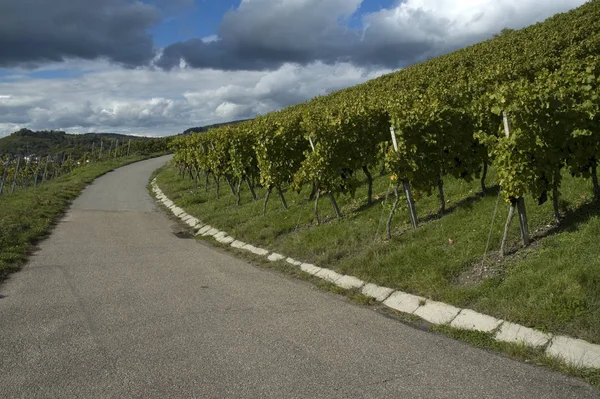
[0,155,597,399]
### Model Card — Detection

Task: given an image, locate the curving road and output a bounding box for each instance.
[0,156,598,398]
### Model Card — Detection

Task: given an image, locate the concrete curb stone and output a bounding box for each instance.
[450,309,503,333]
[217,236,235,245]
[547,336,600,369]
[383,291,426,314]
[242,244,269,256]
[300,263,322,276]
[230,240,247,249]
[197,225,212,235]
[186,218,200,228]
[286,258,302,266]
[315,268,343,284]
[495,322,551,348]
[213,231,227,240]
[414,301,461,325]
[335,276,365,290]
[204,228,220,237]
[268,253,286,262]
[361,283,394,302]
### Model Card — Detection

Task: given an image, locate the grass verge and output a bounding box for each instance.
[0,155,157,283]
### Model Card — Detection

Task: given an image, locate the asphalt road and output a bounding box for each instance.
[1,155,598,398]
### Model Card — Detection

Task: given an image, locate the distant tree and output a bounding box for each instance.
[494,28,515,38]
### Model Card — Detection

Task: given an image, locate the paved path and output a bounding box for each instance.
[0,156,598,398]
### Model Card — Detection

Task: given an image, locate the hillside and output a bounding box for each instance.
[0,129,150,157]
[0,120,249,157]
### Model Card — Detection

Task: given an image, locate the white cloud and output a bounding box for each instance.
[215,101,251,119]
[201,34,219,43]
[361,0,587,53]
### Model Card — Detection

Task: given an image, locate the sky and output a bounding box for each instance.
[0,0,589,138]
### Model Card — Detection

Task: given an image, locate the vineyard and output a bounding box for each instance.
[170,1,600,256]
[0,137,169,196]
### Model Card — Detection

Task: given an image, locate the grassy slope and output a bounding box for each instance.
[0,156,151,282]
[156,164,600,345]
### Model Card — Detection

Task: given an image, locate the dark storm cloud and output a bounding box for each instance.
[155,0,588,72]
[155,38,340,71]
[0,0,160,68]
[154,0,460,71]
[155,35,436,72]
[156,39,277,70]
[156,0,368,71]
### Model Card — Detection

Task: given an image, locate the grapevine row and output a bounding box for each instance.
[0,137,171,196]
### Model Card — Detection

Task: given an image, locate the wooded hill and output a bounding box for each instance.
[0,120,248,157]
[182,119,250,135]
[0,129,150,157]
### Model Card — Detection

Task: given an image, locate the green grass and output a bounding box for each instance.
[0,156,154,282]
[155,164,600,346]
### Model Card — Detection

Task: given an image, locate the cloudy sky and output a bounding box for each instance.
[0,0,588,138]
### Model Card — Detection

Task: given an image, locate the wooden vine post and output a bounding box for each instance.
[54,155,60,178]
[308,136,320,224]
[500,111,530,256]
[481,161,488,194]
[0,160,7,195]
[50,155,56,180]
[403,178,418,228]
[362,165,374,205]
[246,178,257,201]
[592,162,600,201]
[11,156,21,193]
[34,157,42,187]
[308,136,342,224]
[53,153,61,178]
[42,155,50,184]
[390,127,418,229]
[22,156,32,188]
